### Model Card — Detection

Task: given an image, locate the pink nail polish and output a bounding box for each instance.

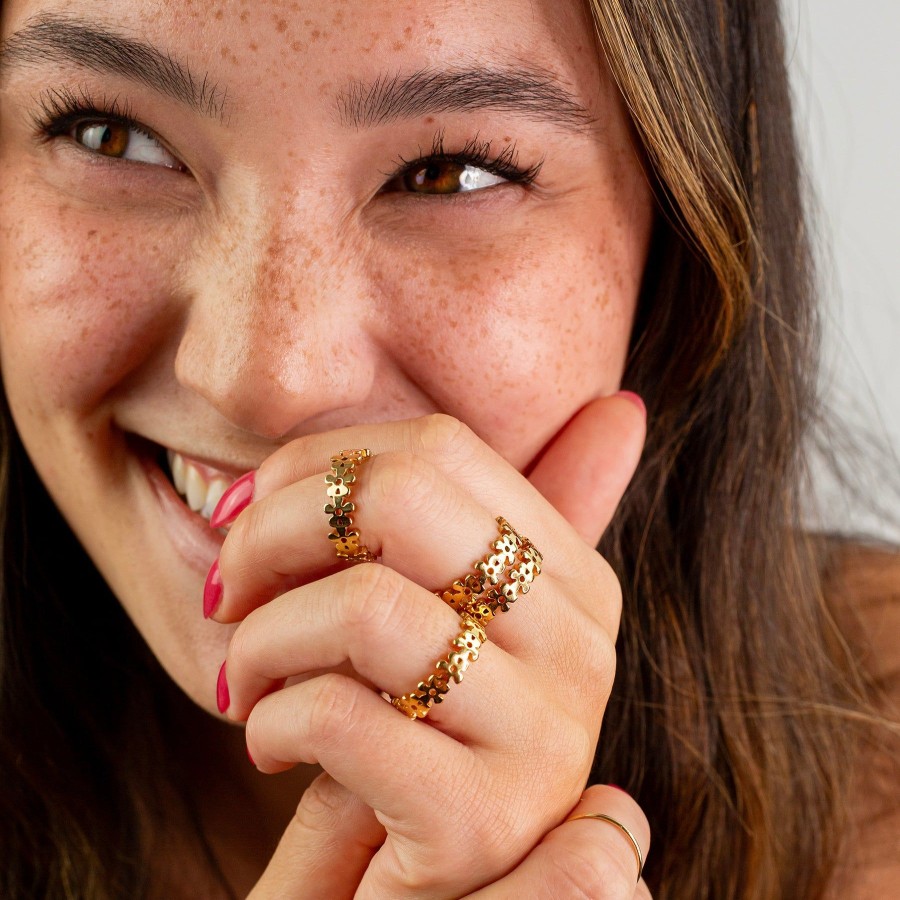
[216,661,230,713]
[247,744,256,766]
[607,784,631,796]
[210,470,255,529]
[203,559,223,619]
[614,390,646,416]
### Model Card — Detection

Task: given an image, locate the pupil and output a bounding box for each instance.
[408,160,466,194]
[77,122,128,157]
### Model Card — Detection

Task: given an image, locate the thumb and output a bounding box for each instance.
[248,772,386,900]
[527,392,646,547]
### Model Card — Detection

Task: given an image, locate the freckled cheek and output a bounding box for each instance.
[0,213,178,419]
[366,223,639,463]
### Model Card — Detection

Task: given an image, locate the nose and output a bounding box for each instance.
[175,199,377,440]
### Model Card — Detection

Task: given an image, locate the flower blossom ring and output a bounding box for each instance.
[390,516,543,721]
[325,449,376,564]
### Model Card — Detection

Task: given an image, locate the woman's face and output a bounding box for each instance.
[0,0,652,707]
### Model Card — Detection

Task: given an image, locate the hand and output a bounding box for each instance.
[249,781,652,899]
[468,783,653,898]
[212,397,646,897]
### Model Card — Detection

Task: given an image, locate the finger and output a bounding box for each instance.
[248,773,385,900]
[464,784,651,899]
[212,449,512,622]
[222,565,576,748]
[245,673,487,841]
[526,393,646,547]
[228,413,616,569]
[245,674,548,896]
[212,448,620,644]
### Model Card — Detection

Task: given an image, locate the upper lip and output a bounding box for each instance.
[129,433,264,478]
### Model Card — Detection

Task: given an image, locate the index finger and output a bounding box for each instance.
[252,414,591,557]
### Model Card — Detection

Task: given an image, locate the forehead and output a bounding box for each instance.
[0,0,610,118]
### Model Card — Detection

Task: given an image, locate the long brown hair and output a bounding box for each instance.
[0,0,882,897]
[589,1,875,897]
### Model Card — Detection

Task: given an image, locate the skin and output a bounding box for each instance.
[0,0,657,895]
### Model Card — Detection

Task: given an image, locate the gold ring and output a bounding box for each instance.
[325,449,375,564]
[566,813,644,883]
[438,516,543,624]
[391,614,487,719]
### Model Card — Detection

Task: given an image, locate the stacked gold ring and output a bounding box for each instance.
[325,449,376,564]
[439,517,543,624]
[323,450,542,720]
[391,614,488,719]
[391,516,542,721]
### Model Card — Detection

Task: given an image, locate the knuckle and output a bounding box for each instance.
[553,612,617,707]
[226,618,257,673]
[593,555,623,621]
[243,710,262,758]
[385,860,438,894]
[415,412,470,456]
[220,503,268,579]
[292,776,345,831]
[305,673,360,748]
[384,847,474,896]
[342,562,407,637]
[584,629,617,689]
[545,841,634,900]
[555,720,601,781]
[367,451,462,532]
[368,450,442,509]
[226,601,282,678]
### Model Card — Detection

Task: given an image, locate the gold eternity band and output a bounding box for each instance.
[438,516,543,624]
[391,614,487,720]
[325,448,376,564]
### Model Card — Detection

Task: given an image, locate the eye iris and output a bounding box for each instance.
[405,160,468,194]
[75,122,130,158]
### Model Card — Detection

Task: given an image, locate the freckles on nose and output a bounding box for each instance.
[175,225,376,438]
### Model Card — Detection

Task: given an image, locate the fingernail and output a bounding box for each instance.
[246,744,256,766]
[210,470,256,529]
[203,559,223,619]
[607,784,630,795]
[216,661,230,713]
[614,390,646,416]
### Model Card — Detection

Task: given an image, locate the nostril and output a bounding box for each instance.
[173,285,379,439]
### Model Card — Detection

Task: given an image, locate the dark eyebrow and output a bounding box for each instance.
[336,66,596,135]
[0,14,226,119]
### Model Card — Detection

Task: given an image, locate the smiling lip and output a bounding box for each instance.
[134,438,242,571]
[166,449,235,521]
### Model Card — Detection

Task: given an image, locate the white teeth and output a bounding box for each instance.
[184,465,207,513]
[202,478,230,520]
[166,450,234,523]
[170,450,187,496]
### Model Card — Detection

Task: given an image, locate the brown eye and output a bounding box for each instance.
[404,160,467,193]
[75,122,130,157]
[397,160,506,194]
[71,120,184,169]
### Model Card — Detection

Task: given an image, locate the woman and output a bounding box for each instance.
[0,0,896,897]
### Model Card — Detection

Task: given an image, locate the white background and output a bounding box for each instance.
[782,1,899,539]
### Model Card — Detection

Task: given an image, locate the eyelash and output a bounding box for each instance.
[32,86,154,147]
[30,88,545,188]
[384,130,544,188]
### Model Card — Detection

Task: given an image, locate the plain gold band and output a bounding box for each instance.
[566,813,644,884]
